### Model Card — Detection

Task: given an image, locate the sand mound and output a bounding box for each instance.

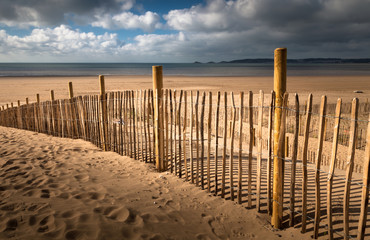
[0,126,309,239]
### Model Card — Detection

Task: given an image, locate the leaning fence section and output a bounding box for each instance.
[1,88,370,240]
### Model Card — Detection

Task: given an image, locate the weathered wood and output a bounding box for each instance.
[143,90,148,162]
[177,90,183,177]
[183,91,188,180]
[214,91,221,196]
[200,92,206,189]
[174,90,178,174]
[343,98,359,240]
[301,93,313,233]
[326,98,341,240]
[153,66,164,171]
[169,89,173,171]
[221,92,227,198]
[190,91,194,183]
[267,91,275,215]
[256,90,264,211]
[237,92,244,204]
[195,91,200,186]
[357,114,370,240]
[207,92,212,192]
[164,89,169,168]
[272,47,287,229]
[289,94,299,227]
[229,92,236,201]
[313,95,328,239]
[248,91,253,208]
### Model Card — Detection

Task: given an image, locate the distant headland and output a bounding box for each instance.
[194,58,370,64]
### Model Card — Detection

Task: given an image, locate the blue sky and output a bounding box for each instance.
[0,0,370,62]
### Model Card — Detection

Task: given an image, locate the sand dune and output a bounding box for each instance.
[0,126,313,240]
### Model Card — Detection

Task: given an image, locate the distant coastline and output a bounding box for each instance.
[195,58,370,64]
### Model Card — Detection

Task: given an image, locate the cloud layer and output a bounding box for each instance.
[0,0,370,62]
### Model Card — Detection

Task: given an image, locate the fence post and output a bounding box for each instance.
[26,98,29,105]
[100,75,108,151]
[50,90,55,101]
[272,47,287,229]
[153,66,165,172]
[36,94,40,104]
[69,82,74,98]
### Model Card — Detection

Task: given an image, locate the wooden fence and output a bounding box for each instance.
[0,81,370,239]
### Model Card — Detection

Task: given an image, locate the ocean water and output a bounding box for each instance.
[0,62,370,77]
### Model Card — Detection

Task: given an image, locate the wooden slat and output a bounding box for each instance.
[357,114,370,240]
[221,92,227,198]
[343,98,359,240]
[256,90,264,211]
[229,92,236,201]
[248,91,253,208]
[195,91,200,186]
[207,92,212,192]
[214,92,221,196]
[237,92,244,204]
[313,95,328,239]
[177,90,183,177]
[200,92,206,189]
[183,91,188,180]
[267,91,275,215]
[190,91,194,183]
[301,93,313,233]
[327,98,342,240]
[289,94,299,227]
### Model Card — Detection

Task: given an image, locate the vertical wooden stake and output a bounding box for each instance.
[153,66,164,171]
[248,91,253,208]
[272,47,287,229]
[237,92,244,204]
[207,92,212,192]
[313,95,328,239]
[343,98,358,240]
[289,94,299,227]
[327,98,341,240]
[195,91,200,186]
[256,90,264,211]
[221,92,227,198]
[267,91,275,215]
[200,92,206,189]
[190,91,194,182]
[50,90,55,101]
[99,75,108,151]
[183,91,188,180]
[301,93,313,233]
[357,114,370,240]
[214,92,221,195]
[69,82,73,99]
[229,92,236,201]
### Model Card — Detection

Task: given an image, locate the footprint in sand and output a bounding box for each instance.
[74,174,89,183]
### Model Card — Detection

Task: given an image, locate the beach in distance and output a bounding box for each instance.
[0,74,369,106]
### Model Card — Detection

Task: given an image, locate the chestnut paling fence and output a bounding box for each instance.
[0,85,370,240]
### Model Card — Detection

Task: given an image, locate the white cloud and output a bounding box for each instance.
[0,25,123,61]
[92,11,161,31]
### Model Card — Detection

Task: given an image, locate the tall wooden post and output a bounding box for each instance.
[100,75,108,151]
[36,94,40,104]
[26,98,29,105]
[272,47,287,229]
[69,82,74,99]
[50,90,55,101]
[153,66,165,171]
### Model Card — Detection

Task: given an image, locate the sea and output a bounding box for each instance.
[0,62,370,77]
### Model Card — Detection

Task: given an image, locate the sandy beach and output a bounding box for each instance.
[0,75,369,240]
[0,75,369,106]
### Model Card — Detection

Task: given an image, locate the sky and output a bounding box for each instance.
[0,0,370,63]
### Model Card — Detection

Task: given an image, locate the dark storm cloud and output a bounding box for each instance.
[0,0,134,27]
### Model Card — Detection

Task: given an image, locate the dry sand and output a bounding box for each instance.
[0,126,311,240]
[0,75,369,239]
